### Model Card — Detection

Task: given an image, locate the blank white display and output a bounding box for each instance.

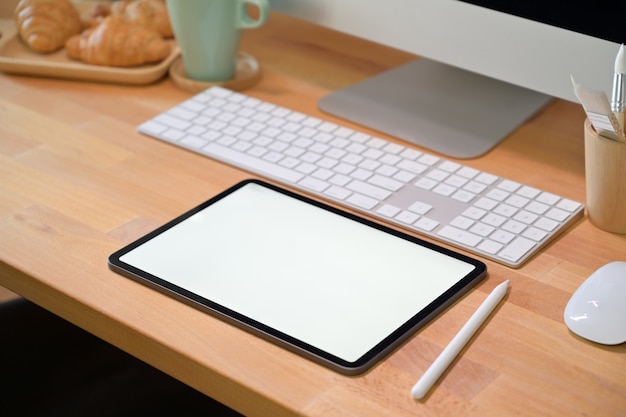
[118,182,478,363]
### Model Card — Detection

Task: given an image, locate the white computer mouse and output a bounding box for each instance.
[564,261,626,345]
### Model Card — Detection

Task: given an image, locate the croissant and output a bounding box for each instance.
[82,2,112,28]
[65,15,170,67]
[14,0,82,53]
[111,0,173,38]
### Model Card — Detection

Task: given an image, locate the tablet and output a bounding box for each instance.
[108,180,486,375]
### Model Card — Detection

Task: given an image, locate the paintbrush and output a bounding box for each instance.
[610,44,625,132]
[571,75,626,143]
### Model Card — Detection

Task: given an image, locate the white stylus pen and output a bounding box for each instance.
[411,280,509,400]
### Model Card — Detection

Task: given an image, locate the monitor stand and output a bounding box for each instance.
[318,58,552,159]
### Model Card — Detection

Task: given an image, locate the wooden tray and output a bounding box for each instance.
[0,1,180,85]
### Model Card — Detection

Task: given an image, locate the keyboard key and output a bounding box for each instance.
[408,201,432,215]
[324,186,351,200]
[368,174,404,191]
[418,154,439,165]
[457,166,479,178]
[397,160,428,174]
[346,180,392,200]
[478,240,503,254]
[470,223,495,237]
[526,201,549,215]
[138,120,166,135]
[299,177,329,192]
[346,193,378,210]
[396,211,420,224]
[452,190,476,203]
[180,135,207,149]
[415,217,439,231]
[517,185,541,199]
[155,114,191,130]
[534,217,559,231]
[162,129,185,141]
[491,230,515,244]
[438,226,482,247]
[450,216,475,230]
[415,177,437,190]
[498,237,536,262]
[498,179,521,192]
[463,207,486,220]
[523,227,548,241]
[556,199,582,212]
[476,172,498,185]
[546,208,570,222]
[432,184,456,197]
[377,204,402,217]
[537,192,560,205]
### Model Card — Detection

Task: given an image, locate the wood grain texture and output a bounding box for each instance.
[584,119,626,233]
[0,9,625,417]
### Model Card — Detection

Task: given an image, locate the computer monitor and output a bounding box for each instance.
[268,0,625,158]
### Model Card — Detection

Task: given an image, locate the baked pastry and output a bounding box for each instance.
[65,15,170,67]
[14,0,82,53]
[111,0,173,38]
[82,2,112,28]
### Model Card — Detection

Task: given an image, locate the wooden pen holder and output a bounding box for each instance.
[584,119,626,233]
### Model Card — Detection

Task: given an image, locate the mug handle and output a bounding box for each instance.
[237,0,270,29]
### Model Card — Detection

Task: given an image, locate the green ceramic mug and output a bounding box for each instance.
[166,0,269,81]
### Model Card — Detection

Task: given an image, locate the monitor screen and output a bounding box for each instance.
[461,1,624,44]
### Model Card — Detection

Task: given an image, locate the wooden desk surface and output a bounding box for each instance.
[1,11,625,417]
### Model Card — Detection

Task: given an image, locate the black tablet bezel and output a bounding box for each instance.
[108,179,487,375]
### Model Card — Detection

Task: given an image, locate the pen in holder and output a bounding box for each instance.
[584,119,626,233]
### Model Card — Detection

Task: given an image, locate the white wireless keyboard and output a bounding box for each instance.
[138,86,584,267]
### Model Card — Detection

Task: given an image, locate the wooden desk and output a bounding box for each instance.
[1,11,625,417]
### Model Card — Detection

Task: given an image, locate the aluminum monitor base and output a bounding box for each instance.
[319,59,552,159]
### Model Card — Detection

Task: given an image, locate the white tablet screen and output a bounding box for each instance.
[110,180,485,373]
